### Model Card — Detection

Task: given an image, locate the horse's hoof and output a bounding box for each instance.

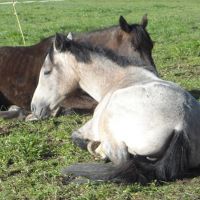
[94,143,107,160]
[71,131,89,150]
[87,141,100,156]
[87,141,109,161]
[25,113,39,122]
[8,105,21,112]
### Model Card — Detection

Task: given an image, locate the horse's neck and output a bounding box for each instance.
[31,37,53,54]
[76,26,119,47]
[75,56,157,102]
[76,58,125,102]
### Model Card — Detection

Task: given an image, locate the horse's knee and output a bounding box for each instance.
[71,130,89,150]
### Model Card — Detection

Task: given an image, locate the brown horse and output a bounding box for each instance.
[0,15,157,119]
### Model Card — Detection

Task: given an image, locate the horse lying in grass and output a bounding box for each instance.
[31,33,200,184]
[0,15,157,119]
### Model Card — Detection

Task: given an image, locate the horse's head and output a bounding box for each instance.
[118,15,156,71]
[31,33,78,119]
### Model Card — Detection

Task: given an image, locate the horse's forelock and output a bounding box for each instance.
[62,40,91,63]
[48,44,54,63]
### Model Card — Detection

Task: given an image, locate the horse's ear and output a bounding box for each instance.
[119,16,131,33]
[55,33,65,51]
[141,14,148,28]
[67,32,73,40]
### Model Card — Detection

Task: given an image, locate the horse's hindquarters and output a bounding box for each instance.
[97,82,200,166]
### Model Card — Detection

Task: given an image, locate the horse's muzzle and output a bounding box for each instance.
[31,102,51,119]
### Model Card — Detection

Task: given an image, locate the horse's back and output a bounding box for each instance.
[0,45,48,109]
[107,79,193,122]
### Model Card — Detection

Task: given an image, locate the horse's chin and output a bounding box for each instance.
[49,96,67,113]
[32,96,66,119]
[51,106,62,117]
[49,103,60,113]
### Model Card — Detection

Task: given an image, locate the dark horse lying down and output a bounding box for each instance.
[0,15,157,119]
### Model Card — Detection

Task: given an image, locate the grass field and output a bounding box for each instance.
[0,0,200,199]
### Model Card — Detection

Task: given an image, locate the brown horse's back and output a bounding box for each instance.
[0,38,52,110]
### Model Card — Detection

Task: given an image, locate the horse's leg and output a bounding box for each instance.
[71,119,96,150]
[0,92,28,120]
[78,115,130,163]
[72,92,114,154]
[71,95,110,150]
[75,119,122,161]
[0,106,28,120]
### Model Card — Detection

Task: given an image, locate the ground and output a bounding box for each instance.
[0,0,200,199]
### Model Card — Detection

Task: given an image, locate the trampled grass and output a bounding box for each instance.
[0,0,200,199]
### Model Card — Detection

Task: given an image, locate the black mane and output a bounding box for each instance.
[61,39,136,67]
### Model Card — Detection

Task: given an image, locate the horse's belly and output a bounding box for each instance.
[107,112,175,157]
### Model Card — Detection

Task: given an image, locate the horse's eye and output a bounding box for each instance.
[44,69,51,75]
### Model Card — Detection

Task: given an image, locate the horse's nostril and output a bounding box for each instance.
[31,104,36,113]
[40,107,44,117]
[39,106,50,119]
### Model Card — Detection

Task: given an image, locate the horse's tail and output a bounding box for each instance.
[153,130,190,181]
[62,130,190,184]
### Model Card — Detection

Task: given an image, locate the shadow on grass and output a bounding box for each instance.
[184,167,200,180]
[189,89,200,100]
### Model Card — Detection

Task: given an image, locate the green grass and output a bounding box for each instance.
[0,0,200,199]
